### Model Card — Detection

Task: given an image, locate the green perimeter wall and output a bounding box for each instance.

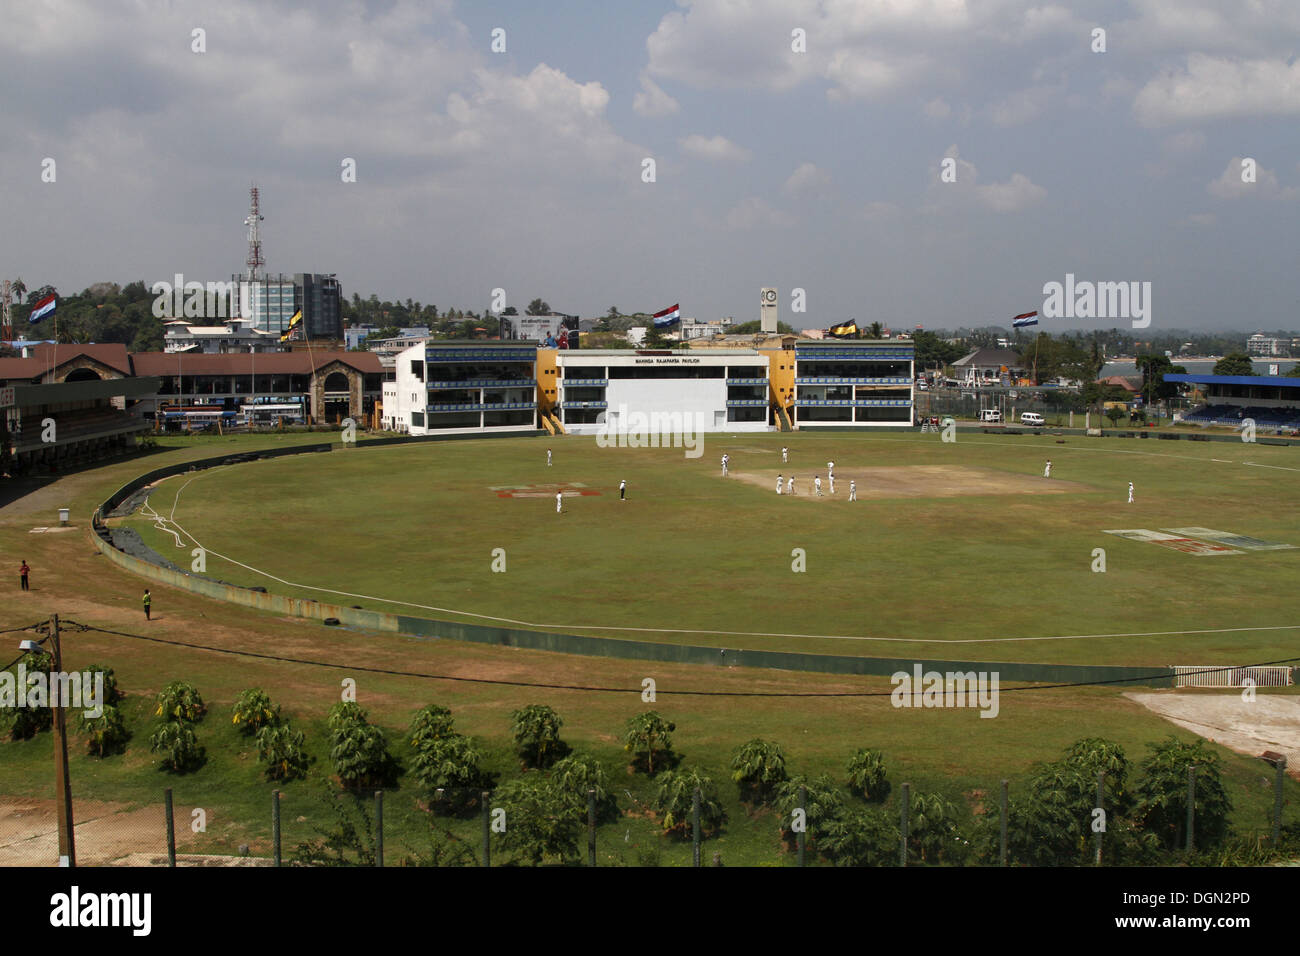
[90,433,1177,688]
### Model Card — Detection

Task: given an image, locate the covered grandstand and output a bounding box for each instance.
[1167,374,1300,433]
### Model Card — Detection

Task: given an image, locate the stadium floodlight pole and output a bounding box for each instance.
[21,618,76,866]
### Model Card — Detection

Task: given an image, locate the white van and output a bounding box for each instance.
[1019,412,1045,427]
[979,409,1002,423]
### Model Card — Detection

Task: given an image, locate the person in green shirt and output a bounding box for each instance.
[143,589,152,621]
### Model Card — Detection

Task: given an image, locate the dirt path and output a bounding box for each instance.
[1125,691,1300,774]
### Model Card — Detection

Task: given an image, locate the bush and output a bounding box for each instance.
[775,774,845,849]
[907,790,970,864]
[231,688,280,736]
[493,775,582,865]
[846,748,891,803]
[1135,737,1232,851]
[1,651,52,740]
[730,738,788,805]
[257,723,310,781]
[820,806,898,866]
[156,681,205,723]
[78,705,129,757]
[550,752,619,823]
[291,783,377,866]
[653,766,725,837]
[623,711,676,775]
[411,733,485,805]
[509,704,566,769]
[329,720,396,790]
[149,721,205,773]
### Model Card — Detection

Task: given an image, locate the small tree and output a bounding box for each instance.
[510,704,566,769]
[1,650,53,740]
[232,688,280,736]
[257,723,310,781]
[1135,737,1232,851]
[730,738,788,804]
[653,766,725,837]
[78,705,129,757]
[819,806,897,866]
[775,774,845,849]
[328,702,396,789]
[156,681,206,722]
[409,704,456,750]
[149,721,205,773]
[907,790,969,864]
[623,711,676,775]
[550,752,619,823]
[494,775,582,865]
[846,748,891,803]
[1105,405,1125,425]
[83,663,124,707]
[412,733,485,804]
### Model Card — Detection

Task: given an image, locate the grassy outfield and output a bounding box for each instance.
[118,430,1300,667]
[1,431,1297,866]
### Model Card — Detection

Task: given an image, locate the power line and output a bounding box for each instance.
[58,620,1300,699]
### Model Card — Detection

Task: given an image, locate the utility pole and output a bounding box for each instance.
[50,614,76,866]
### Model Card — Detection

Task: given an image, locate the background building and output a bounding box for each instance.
[793,340,914,427]
[234,273,342,340]
[393,341,537,435]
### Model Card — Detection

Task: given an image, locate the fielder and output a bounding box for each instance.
[782,446,788,464]
[828,473,835,495]
[827,460,835,480]
[1127,481,1134,504]
[619,479,627,501]
[721,454,729,477]
[776,474,784,495]
[547,448,552,467]
[788,476,796,496]
[556,491,563,513]
[1044,459,1052,478]
[849,480,857,502]
[814,475,823,496]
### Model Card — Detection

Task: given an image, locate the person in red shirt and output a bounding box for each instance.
[19,561,30,591]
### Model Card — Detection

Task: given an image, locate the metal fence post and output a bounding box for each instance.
[999,780,1008,867]
[1186,765,1196,853]
[272,789,281,867]
[1274,757,1287,848]
[692,787,701,868]
[1095,771,1105,866]
[374,790,384,868]
[797,784,807,867]
[587,789,597,867]
[481,791,491,868]
[164,788,176,867]
[899,782,910,867]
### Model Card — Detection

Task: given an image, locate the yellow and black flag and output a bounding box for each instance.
[279,310,303,343]
[828,319,858,338]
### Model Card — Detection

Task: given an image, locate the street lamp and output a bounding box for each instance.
[19,616,75,866]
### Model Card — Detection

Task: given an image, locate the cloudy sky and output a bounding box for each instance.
[1,0,1297,332]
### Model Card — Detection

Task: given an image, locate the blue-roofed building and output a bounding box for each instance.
[1166,374,1300,432]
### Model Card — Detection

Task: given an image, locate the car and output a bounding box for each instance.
[1019,412,1045,427]
[979,409,1003,423]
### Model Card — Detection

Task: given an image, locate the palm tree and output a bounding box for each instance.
[867,321,883,339]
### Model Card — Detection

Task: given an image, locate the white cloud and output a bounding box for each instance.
[632,73,679,117]
[1162,131,1206,155]
[976,172,1047,212]
[989,85,1057,127]
[1134,55,1300,126]
[723,197,792,230]
[929,145,1047,213]
[1207,158,1299,201]
[782,162,831,195]
[923,97,952,119]
[679,133,752,163]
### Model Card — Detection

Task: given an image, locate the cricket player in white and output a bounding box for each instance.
[547,448,552,467]
[619,479,626,501]
[849,480,856,501]
[721,454,729,477]
[828,473,835,495]
[782,447,788,464]
[556,491,563,512]
[788,476,796,495]
[1127,482,1134,504]
[814,475,822,496]
[827,461,834,480]
[1044,460,1051,478]
[776,474,784,494]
